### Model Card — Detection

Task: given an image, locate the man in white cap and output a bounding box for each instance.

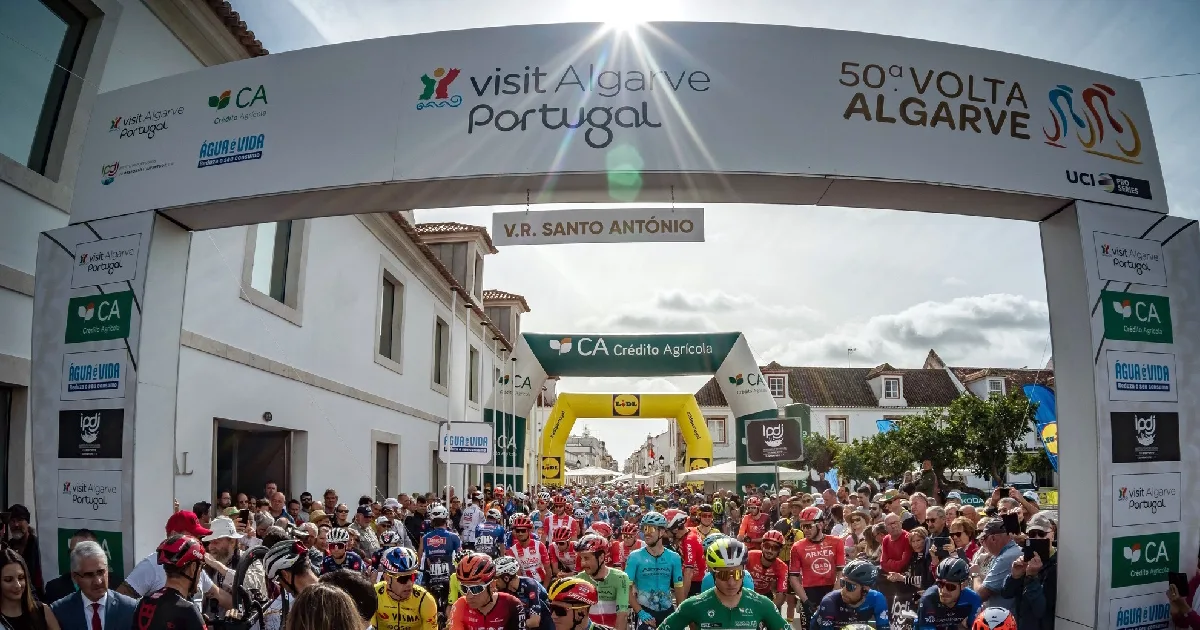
[201,516,264,615]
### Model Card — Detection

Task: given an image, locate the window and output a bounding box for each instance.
[883,377,901,399]
[432,243,469,287]
[371,432,401,501]
[432,317,450,388]
[242,221,308,324]
[988,378,1005,397]
[377,271,404,362]
[767,375,786,398]
[828,416,848,443]
[705,417,727,444]
[251,221,293,302]
[473,254,484,298]
[485,306,512,340]
[0,0,87,173]
[469,346,481,403]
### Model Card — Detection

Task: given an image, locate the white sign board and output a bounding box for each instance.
[71,234,141,288]
[58,469,123,521]
[1108,592,1171,630]
[1093,232,1167,286]
[1111,472,1181,527]
[71,23,1166,225]
[61,349,127,401]
[492,207,703,246]
[1106,350,1177,402]
[439,422,494,464]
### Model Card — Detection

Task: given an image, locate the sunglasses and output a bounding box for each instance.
[800,523,816,529]
[950,531,967,538]
[388,573,415,584]
[936,579,960,591]
[555,541,570,546]
[624,533,637,538]
[712,569,743,581]
[461,582,489,596]
[762,543,782,553]
[839,579,860,592]
[336,509,349,514]
[329,542,347,549]
[700,513,713,518]
[1026,530,1048,538]
[550,604,589,617]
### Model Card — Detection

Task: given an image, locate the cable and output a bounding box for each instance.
[1137,71,1200,81]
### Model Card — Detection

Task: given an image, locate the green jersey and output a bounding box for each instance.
[576,568,630,626]
[659,588,790,630]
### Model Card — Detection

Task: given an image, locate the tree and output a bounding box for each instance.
[949,392,1038,485]
[1009,448,1053,481]
[835,439,877,489]
[782,431,841,492]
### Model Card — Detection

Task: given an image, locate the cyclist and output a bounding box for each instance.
[132,535,208,630]
[916,558,981,630]
[370,530,404,578]
[972,608,1017,630]
[419,505,461,615]
[494,555,552,630]
[625,512,683,630]
[461,493,485,551]
[544,496,580,541]
[698,535,755,592]
[507,514,551,585]
[261,539,319,630]
[548,577,609,630]
[747,529,788,607]
[693,504,719,540]
[666,510,705,597]
[475,508,508,558]
[711,495,725,534]
[448,553,526,630]
[738,496,771,551]
[575,534,630,629]
[530,495,548,533]
[609,522,642,572]
[321,527,366,575]
[810,559,890,629]
[660,510,685,554]
[586,522,613,542]
[373,547,437,630]
[585,498,608,529]
[549,526,580,577]
[658,538,790,630]
[789,507,845,623]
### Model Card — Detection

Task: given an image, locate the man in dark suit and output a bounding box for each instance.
[44,530,98,603]
[50,540,137,630]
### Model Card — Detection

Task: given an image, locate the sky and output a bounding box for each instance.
[229,0,1200,464]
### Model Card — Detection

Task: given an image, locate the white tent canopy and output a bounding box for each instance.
[677,461,810,482]
[605,472,653,484]
[565,466,622,478]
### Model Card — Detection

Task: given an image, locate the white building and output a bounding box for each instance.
[564,427,618,471]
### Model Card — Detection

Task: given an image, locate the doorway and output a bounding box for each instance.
[214,420,292,499]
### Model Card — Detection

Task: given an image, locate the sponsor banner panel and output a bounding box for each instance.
[58,409,124,459]
[1101,290,1172,344]
[1109,593,1171,630]
[492,207,704,246]
[57,527,125,580]
[58,469,122,521]
[746,417,804,463]
[64,291,134,344]
[1110,531,1179,588]
[1110,472,1181,527]
[60,349,127,401]
[1110,412,1180,463]
[1106,350,1177,402]
[70,234,141,288]
[438,422,493,465]
[1093,232,1168,286]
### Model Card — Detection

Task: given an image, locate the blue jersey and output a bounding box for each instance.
[811,588,890,630]
[625,547,683,618]
[916,585,981,630]
[508,576,553,630]
[529,510,544,532]
[584,511,608,529]
[320,551,365,576]
[474,522,506,557]
[419,527,461,586]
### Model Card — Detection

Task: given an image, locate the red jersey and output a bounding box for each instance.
[737,512,771,550]
[506,539,550,582]
[449,591,525,630]
[745,550,788,596]
[788,535,845,588]
[543,513,579,539]
[609,539,642,570]
[677,529,706,583]
[549,542,579,574]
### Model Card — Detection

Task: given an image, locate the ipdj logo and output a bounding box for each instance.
[1044,82,1143,164]
[417,68,462,110]
[80,412,101,444]
[101,162,119,186]
[762,423,785,448]
[548,337,572,355]
[1134,414,1156,446]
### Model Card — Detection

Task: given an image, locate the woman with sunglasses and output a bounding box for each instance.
[372,547,437,630]
[546,578,607,630]
[658,538,790,630]
[448,553,525,630]
[947,518,979,563]
[809,559,890,630]
[915,557,980,630]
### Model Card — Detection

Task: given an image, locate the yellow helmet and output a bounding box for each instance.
[705,538,747,568]
[547,577,598,607]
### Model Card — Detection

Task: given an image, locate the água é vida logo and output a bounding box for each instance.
[416,64,711,149]
[208,85,268,125]
[108,105,184,140]
[197,133,265,169]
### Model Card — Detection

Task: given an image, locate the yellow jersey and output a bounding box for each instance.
[373,581,437,630]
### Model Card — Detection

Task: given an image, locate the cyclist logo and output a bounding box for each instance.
[1043,82,1143,164]
[417,67,462,110]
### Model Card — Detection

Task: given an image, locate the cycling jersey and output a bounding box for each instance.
[774,517,800,563]
[373,582,437,630]
[475,522,507,558]
[448,591,526,630]
[420,528,462,587]
[504,529,541,549]
[699,570,755,591]
[811,588,891,629]
[676,529,706,584]
[321,551,365,575]
[133,587,206,630]
[608,539,641,571]
[625,546,683,619]
[577,568,630,627]
[915,585,981,630]
[788,536,845,588]
[507,539,550,583]
[460,506,484,544]
[549,542,579,575]
[528,510,544,533]
[745,550,788,596]
[504,576,552,630]
[584,511,608,529]
[737,513,771,550]
[658,587,790,630]
[542,513,579,540]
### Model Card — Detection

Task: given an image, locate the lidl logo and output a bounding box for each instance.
[417,67,462,110]
[541,457,561,478]
[1040,423,1058,455]
[688,458,709,471]
[549,337,572,355]
[613,394,640,416]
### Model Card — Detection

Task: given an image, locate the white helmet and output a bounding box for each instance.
[573,508,587,520]
[264,540,309,580]
[429,505,449,520]
[487,508,503,521]
[590,498,602,508]
[494,555,521,577]
[327,527,350,544]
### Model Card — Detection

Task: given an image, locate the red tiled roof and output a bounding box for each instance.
[865,363,899,379]
[413,222,498,253]
[951,367,1055,392]
[204,0,268,57]
[482,289,531,312]
[696,366,961,408]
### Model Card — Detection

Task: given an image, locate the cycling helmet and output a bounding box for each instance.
[620,522,639,536]
[379,530,401,547]
[487,508,503,521]
[587,522,613,538]
[762,530,785,547]
[157,535,206,568]
[575,534,608,556]
[842,559,879,587]
[547,577,598,607]
[539,492,551,501]
[937,557,971,583]
[429,505,449,520]
[510,514,533,530]
[705,538,747,568]
[552,495,567,507]
[799,507,824,522]
[973,608,1018,630]
[698,503,714,514]
[452,548,470,565]
[746,496,762,509]
[494,487,505,496]
[327,527,350,544]
[456,552,496,584]
[552,526,573,543]
[589,498,602,508]
[573,508,587,520]
[640,511,668,528]
[264,540,309,580]
[663,509,688,530]
[515,492,527,501]
[493,555,521,578]
[702,532,727,549]
[380,546,418,574]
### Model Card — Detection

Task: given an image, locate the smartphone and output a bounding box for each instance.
[1024,538,1050,563]
[239,509,251,524]
[932,536,951,552]
[1169,572,1190,598]
[1002,513,1021,534]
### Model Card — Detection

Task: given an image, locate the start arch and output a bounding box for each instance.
[539,393,710,486]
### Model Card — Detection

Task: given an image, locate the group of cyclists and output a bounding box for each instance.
[139,484,1020,630]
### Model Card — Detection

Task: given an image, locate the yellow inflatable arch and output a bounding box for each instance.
[539,393,711,486]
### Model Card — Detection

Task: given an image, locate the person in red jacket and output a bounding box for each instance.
[878,512,911,607]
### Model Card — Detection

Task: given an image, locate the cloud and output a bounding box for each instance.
[943,276,967,286]
[579,312,720,333]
